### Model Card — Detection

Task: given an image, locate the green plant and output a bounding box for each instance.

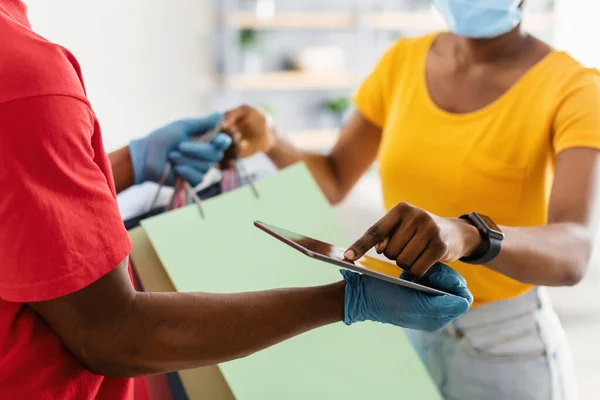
[239,29,260,51]
[323,97,351,117]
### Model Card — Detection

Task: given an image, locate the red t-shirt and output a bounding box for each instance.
[0,2,138,398]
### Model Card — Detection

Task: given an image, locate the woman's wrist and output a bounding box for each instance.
[455,218,484,258]
[265,125,304,169]
[265,122,282,155]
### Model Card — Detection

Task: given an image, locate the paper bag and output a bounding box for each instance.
[140,164,440,400]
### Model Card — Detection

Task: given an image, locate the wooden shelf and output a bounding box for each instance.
[231,12,355,29]
[370,11,555,30]
[228,71,357,91]
[368,11,444,30]
[230,11,555,31]
[288,129,339,150]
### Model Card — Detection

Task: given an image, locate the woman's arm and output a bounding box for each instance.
[345,147,600,286]
[223,107,382,205]
[486,147,600,286]
[109,106,383,202]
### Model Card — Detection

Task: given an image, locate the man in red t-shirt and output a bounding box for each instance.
[0,2,473,399]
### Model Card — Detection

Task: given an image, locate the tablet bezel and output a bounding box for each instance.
[254,221,452,297]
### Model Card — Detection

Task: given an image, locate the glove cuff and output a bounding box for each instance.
[341,270,366,326]
[129,138,148,185]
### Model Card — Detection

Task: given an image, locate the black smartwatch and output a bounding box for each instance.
[459,212,504,265]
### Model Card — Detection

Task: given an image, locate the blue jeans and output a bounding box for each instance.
[405,289,578,400]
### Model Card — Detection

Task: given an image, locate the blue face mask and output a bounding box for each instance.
[433,0,523,39]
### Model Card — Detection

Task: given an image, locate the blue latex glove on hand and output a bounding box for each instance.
[168,136,231,187]
[342,263,473,332]
[129,113,232,186]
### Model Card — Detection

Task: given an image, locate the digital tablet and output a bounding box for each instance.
[254,221,452,296]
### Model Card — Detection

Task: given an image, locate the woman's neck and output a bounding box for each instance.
[453,27,531,65]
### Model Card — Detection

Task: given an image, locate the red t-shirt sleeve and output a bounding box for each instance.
[0,95,132,302]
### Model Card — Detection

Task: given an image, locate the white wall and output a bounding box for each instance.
[27,0,214,152]
[555,0,600,68]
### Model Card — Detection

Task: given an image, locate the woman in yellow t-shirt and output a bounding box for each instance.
[224,1,600,399]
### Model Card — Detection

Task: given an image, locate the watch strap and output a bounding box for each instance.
[459,213,502,265]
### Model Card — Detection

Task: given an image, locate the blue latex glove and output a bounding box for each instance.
[129,113,232,186]
[168,136,231,187]
[342,263,473,332]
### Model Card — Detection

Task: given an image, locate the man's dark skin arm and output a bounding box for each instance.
[93,138,343,376]
[108,147,134,194]
[29,261,345,378]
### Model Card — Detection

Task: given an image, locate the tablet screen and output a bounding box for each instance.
[255,221,451,296]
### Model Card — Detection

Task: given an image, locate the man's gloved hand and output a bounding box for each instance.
[342,263,473,332]
[129,113,232,187]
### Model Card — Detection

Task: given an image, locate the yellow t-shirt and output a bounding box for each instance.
[354,34,600,307]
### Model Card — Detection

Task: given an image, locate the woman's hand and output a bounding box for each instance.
[344,202,483,277]
[221,105,277,158]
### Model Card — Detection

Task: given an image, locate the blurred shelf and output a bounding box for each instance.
[368,11,444,30]
[227,71,357,91]
[288,129,339,150]
[231,12,355,29]
[229,11,555,31]
[370,11,555,31]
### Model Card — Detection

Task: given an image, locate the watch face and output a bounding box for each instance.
[477,214,505,240]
